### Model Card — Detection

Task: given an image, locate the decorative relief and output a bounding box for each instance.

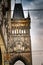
[8,35,30,52]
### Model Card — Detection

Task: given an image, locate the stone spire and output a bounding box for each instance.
[28,12,30,20]
[13,3,24,19]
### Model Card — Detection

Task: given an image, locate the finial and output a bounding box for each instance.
[28,11,30,20]
[15,0,22,3]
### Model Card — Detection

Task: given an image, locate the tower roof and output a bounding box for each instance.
[13,3,24,19]
[0,0,1,2]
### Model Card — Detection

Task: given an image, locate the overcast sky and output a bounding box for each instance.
[11,0,43,64]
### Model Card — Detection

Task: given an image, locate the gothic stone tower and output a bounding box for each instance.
[0,0,32,65]
[6,2,32,65]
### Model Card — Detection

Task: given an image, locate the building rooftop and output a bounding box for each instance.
[13,3,24,19]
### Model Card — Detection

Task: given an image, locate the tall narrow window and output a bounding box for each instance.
[15,30,16,34]
[12,29,14,34]
[24,30,26,34]
[19,29,21,34]
[16,29,18,34]
[22,30,23,34]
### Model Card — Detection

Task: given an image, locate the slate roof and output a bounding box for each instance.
[13,3,24,19]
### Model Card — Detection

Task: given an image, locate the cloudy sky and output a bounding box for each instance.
[11,0,43,64]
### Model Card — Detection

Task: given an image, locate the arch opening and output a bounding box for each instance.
[9,55,29,65]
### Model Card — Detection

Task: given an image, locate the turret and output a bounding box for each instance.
[28,12,30,20]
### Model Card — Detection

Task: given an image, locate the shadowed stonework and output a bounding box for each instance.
[0,48,2,65]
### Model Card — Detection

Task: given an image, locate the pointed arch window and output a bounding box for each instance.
[14,60,25,65]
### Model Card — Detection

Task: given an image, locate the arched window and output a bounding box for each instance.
[14,60,25,65]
